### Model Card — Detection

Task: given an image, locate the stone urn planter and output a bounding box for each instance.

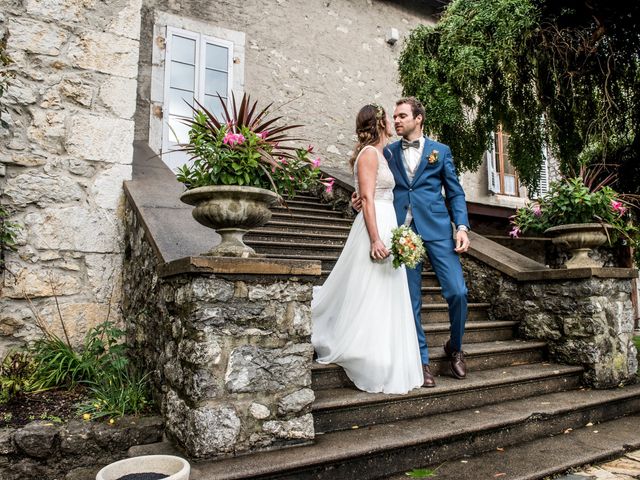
[544,223,610,268]
[180,185,280,257]
[96,455,190,480]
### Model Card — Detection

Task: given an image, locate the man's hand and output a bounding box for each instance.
[351,192,363,212]
[454,230,470,254]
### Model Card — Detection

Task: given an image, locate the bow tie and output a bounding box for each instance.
[401,139,421,150]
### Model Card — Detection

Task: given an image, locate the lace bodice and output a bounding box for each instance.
[354,145,395,201]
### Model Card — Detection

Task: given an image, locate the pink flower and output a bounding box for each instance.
[307,145,314,153]
[223,132,245,146]
[509,226,521,238]
[611,200,627,215]
[311,157,321,168]
[277,156,288,164]
[258,130,269,140]
[532,204,542,217]
[321,177,335,194]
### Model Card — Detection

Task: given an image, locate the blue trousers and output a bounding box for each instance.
[405,233,468,364]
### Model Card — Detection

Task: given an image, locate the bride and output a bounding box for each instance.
[311,104,424,394]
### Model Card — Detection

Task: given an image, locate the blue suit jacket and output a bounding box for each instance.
[385,136,469,242]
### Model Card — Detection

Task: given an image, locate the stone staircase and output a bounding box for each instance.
[189,192,640,480]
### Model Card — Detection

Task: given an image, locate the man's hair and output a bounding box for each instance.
[396,97,426,127]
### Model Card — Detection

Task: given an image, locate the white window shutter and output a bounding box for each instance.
[487,134,499,193]
[533,148,549,199]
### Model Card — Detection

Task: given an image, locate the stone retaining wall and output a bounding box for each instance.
[122,203,318,457]
[0,416,164,480]
[463,256,638,388]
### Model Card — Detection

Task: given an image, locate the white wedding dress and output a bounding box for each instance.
[311,145,423,394]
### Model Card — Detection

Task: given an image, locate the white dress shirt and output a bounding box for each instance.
[402,137,425,225]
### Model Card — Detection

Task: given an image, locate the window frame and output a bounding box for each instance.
[161,26,235,169]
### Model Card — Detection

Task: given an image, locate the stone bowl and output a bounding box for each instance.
[96,455,190,480]
[180,185,280,257]
[544,223,611,268]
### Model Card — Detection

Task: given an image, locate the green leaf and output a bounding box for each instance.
[405,469,437,478]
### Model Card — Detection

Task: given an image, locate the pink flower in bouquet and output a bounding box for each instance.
[223,132,245,146]
[258,130,269,140]
[311,157,321,168]
[509,226,521,238]
[611,200,627,215]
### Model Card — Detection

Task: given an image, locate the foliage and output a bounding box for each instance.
[405,468,437,477]
[0,27,14,130]
[76,369,151,419]
[509,167,639,261]
[0,351,36,403]
[12,318,153,419]
[398,0,640,193]
[175,93,334,196]
[0,205,21,268]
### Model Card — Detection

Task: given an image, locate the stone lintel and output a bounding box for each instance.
[158,256,321,278]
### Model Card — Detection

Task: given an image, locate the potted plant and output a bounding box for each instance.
[509,165,639,268]
[175,93,333,257]
[96,454,190,480]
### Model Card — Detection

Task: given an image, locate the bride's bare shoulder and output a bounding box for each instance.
[356,146,379,167]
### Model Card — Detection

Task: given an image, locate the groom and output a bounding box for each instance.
[354,97,470,388]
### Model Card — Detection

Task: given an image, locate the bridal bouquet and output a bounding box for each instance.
[390,225,426,269]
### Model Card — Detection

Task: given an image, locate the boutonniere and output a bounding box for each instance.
[428,149,439,164]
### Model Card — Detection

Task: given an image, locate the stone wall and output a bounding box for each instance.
[462,256,638,388]
[122,203,317,457]
[0,1,141,356]
[0,416,163,480]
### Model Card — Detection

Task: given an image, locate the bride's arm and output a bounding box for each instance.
[357,149,390,260]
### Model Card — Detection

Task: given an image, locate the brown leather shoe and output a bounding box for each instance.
[422,364,436,388]
[444,340,467,379]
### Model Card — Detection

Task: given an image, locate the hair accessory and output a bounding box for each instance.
[370,103,385,120]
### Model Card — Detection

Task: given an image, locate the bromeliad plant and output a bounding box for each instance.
[509,165,640,263]
[175,93,334,197]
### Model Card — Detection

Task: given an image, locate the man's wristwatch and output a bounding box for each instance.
[456,225,469,232]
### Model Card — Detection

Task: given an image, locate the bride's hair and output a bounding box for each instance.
[349,104,388,171]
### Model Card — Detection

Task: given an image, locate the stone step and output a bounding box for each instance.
[424,320,517,345]
[246,229,348,245]
[272,205,346,218]
[189,384,640,480]
[248,240,347,257]
[312,340,547,390]
[285,193,323,202]
[262,220,353,235]
[422,286,445,302]
[270,211,353,225]
[278,199,337,211]
[385,412,640,480]
[312,363,583,434]
[270,253,340,271]
[319,271,441,288]
[421,302,491,323]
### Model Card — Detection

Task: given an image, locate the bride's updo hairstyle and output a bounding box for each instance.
[349,104,388,170]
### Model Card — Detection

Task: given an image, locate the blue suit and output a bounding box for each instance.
[384,136,469,364]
